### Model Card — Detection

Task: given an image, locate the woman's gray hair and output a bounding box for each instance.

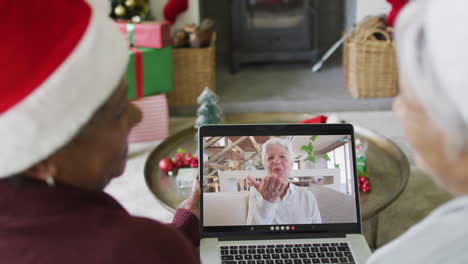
[395,0,468,159]
[261,137,294,169]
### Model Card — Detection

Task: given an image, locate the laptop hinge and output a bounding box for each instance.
[219,232,346,241]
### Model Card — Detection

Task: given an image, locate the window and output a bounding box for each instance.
[326,143,354,194]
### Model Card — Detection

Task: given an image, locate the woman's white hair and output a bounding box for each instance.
[261,137,294,169]
[395,0,468,159]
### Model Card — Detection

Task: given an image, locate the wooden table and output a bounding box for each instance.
[145,113,410,249]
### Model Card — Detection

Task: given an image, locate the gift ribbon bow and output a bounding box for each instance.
[127,23,135,47]
[126,23,143,98]
[129,47,143,98]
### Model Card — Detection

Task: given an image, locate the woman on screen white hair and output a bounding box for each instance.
[246,137,322,225]
[368,0,468,263]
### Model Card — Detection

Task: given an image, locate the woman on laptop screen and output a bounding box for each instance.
[246,137,322,225]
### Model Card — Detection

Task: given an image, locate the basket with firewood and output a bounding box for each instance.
[168,18,216,106]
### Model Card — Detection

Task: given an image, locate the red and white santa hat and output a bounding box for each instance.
[395,0,468,156]
[0,0,128,178]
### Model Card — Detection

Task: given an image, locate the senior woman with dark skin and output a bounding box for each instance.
[367,0,468,263]
[0,1,200,263]
[246,137,321,225]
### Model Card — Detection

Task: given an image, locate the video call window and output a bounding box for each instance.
[202,135,358,226]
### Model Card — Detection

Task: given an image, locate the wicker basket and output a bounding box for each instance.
[343,23,398,98]
[168,33,216,106]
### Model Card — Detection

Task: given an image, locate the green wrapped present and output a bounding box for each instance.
[356,156,367,173]
[126,46,173,99]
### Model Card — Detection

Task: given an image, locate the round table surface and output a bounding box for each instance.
[144,112,410,220]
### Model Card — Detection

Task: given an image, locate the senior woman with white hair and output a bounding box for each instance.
[368,0,468,263]
[246,137,322,225]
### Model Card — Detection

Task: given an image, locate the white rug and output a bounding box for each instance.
[105,140,175,223]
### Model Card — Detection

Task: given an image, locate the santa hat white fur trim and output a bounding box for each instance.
[0,7,128,178]
[395,0,468,153]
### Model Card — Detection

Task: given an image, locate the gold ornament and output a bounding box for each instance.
[125,0,135,8]
[114,4,126,17]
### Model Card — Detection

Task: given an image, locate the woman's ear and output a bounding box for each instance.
[23,159,57,184]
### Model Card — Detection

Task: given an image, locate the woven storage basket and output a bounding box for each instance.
[168,33,216,106]
[343,25,398,98]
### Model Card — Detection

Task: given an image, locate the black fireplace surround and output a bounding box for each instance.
[231,0,319,73]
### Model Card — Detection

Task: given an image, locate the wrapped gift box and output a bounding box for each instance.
[356,156,367,173]
[115,21,171,49]
[127,46,173,99]
[128,94,169,143]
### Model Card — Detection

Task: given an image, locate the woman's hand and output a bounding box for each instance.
[247,174,289,203]
[179,179,200,219]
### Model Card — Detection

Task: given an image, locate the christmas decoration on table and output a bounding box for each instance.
[158,148,198,176]
[110,0,152,22]
[299,114,346,124]
[299,115,328,124]
[194,87,223,129]
[358,170,371,193]
[163,0,188,24]
[172,18,215,48]
[355,137,370,193]
[115,21,171,49]
[176,167,198,189]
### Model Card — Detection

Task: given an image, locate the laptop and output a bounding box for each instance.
[199,124,371,264]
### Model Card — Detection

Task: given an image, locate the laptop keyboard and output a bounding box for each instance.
[219,242,355,264]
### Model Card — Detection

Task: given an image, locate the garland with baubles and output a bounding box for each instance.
[358,171,371,193]
[159,148,198,175]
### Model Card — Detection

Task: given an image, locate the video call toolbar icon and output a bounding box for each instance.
[269,225,299,231]
[269,226,298,231]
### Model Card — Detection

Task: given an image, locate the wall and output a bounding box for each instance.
[357,0,391,21]
[149,0,200,30]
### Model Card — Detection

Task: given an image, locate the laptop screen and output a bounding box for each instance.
[199,124,361,236]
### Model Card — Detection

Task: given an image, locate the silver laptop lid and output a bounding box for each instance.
[198,124,362,238]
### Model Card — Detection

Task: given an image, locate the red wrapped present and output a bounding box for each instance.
[128,94,169,143]
[115,21,171,49]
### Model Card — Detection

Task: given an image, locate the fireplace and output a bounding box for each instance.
[230,0,319,73]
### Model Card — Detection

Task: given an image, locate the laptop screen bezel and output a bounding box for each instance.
[198,124,362,238]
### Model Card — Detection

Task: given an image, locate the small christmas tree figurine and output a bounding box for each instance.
[195,87,222,129]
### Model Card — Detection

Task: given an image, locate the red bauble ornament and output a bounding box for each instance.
[174,159,184,169]
[189,159,198,168]
[159,158,174,173]
[184,152,193,166]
